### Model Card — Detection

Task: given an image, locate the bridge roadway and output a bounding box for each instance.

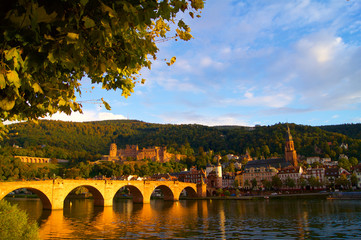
[0,179,205,210]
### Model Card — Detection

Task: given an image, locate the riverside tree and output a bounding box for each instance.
[0,200,39,240]
[0,0,204,135]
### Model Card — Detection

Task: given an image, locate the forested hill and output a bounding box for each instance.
[319,124,361,140]
[2,120,361,161]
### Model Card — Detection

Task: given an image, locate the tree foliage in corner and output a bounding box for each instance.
[0,200,39,240]
[0,0,204,124]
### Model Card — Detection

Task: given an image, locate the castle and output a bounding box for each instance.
[102,143,185,162]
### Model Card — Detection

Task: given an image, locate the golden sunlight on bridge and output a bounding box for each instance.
[0,179,206,210]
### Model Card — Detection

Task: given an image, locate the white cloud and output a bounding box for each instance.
[42,110,127,122]
[268,30,361,111]
[221,92,293,108]
[200,56,224,69]
[159,112,251,126]
[244,91,254,98]
[296,33,343,63]
[154,76,202,93]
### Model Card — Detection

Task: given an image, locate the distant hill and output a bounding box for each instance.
[2,120,361,162]
[319,123,361,140]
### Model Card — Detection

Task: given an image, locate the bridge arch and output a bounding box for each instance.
[181,186,198,198]
[154,185,175,201]
[113,184,144,203]
[1,187,52,209]
[65,185,104,207]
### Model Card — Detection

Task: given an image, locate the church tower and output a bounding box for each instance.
[285,126,298,166]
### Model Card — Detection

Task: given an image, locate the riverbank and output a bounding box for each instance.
[327,191,361,200]
[182,192,331,200]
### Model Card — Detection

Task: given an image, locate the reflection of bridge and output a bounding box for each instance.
[0,179,206,210]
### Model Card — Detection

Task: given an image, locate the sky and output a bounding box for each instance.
[46,0,361,127]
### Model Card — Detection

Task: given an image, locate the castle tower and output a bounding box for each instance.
[285,126,298,166]
[215,160,223,188]
[215,160,222,178]
[109,143,117,158]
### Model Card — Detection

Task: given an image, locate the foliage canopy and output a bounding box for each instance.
[0,0,204,124]
[0,200,39,240]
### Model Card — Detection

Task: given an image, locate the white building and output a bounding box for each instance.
[278,166,303,189]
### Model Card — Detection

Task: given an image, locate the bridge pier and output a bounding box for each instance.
[51,199,65,210]
[103,198,113,207]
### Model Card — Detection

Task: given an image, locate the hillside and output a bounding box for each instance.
[2,120,361,162]
[319,123,361,140]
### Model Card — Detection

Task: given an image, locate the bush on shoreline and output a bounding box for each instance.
[0,200,39,240]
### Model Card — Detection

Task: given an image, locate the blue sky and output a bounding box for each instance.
[47,0,361,126]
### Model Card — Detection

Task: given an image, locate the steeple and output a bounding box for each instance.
[286,125,293,141]
[285,125,298,166]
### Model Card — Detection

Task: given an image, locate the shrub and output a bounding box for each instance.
[0,200,39,240]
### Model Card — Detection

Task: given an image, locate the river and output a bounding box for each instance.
[5,198,361,239]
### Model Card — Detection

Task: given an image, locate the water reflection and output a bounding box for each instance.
[5,198,361,239]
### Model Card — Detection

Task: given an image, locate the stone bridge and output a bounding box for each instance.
[0,179,206,210]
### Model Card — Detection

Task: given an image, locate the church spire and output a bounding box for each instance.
[286,125,293,141]
[285,125,298,166]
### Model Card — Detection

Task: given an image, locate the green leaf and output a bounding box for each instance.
[36,5,57,23]
[58,99,67,106]
[80,0,88,6]
[0,98,16,111]
[0,74,5,89]
[6,71,20,88]
[4,48,17,61]
[101,98,111,110]
[67,32,79,39]
[32,82,43,93]
[48,52,56,63]
[100,63,106,73]
[101,2,117,18]
[66,32,79,44]
[83,16,95,28]
[166,56,176,66]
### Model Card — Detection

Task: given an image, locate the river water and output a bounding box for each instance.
[6,198,361,239]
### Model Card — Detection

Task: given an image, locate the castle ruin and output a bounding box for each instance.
[102,143,185,162]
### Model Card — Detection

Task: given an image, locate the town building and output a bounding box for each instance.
[242,166,278,189]
[226,154,239,161]
[303,167,326,189]
[324,167,339,186]
[306,157,336,166]
[206,162,222,177]
[278,166,303,189]
[151,173,177,181]
[206,162,223,191]
[307,157,321,165]
[244,158,292,170]
[240,150,253,163]
[184,167,206,184]
[353,164,361,188]
[102,143,185,162]
[174,166,206,184]
[222,172,235,188]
